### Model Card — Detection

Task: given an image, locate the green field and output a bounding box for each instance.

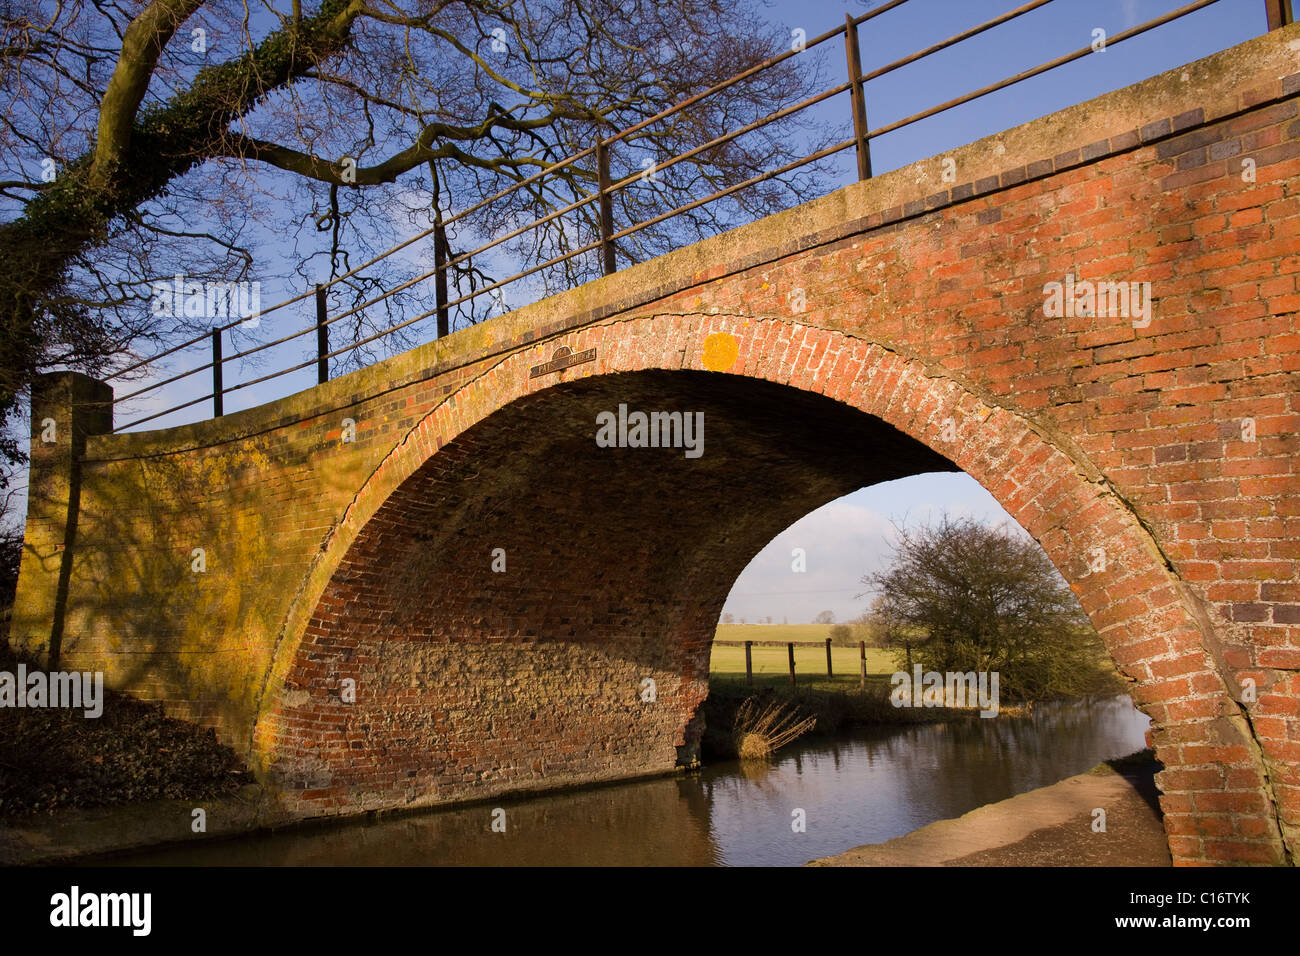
[709,624,904,694]
[714,623,840,644]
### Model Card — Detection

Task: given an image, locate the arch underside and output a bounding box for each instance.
[267,370,955,810]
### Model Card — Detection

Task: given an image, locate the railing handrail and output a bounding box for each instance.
[109,0,1276,434]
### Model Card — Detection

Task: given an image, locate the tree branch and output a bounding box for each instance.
[91,0,207,188]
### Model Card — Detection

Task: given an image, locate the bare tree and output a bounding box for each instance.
[0,0,832,496]
[861,514,1119,699]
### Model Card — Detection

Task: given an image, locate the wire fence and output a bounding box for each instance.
[105,0,1291,433]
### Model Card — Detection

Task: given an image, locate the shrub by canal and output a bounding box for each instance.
[701,678,959,760]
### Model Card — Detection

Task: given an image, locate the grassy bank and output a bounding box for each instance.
[713,622,1126,693]
[707,629,959,747]
[702,625,1101,761]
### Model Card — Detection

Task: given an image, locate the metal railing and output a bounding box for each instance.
[105,0,1291,433]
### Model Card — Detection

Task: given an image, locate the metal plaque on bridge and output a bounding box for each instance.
[529,345,597,378]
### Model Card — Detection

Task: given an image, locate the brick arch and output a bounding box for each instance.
[252,313,1284,863]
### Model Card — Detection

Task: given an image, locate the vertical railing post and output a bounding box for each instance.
[596,138,617,275]
[745,640,754,687]
[844,14,872,181]
[826,637,834,677]
[210,328,223,417]
[434,216,450,339]
[788,642,797,688]
[1265,0,1293,28]
[859,639,867,690]
[315,284,329,385]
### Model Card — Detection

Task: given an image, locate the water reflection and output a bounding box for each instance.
[110,695,1149,867]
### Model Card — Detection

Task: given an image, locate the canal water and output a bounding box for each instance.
[111,695,1149,867]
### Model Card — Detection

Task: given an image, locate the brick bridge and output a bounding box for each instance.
[12,28,1300,865]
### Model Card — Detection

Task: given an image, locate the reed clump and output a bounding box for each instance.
[732,697,817,760]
